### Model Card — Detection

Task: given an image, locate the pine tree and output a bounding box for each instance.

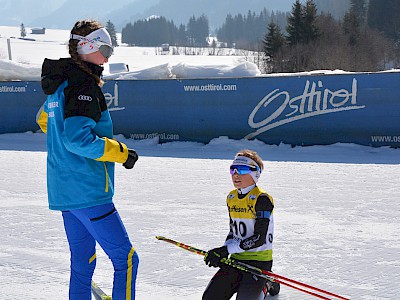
[187,15,209,47]
[286,0,304,45]
[263,22,285,57]
[187,16,197,46]
[350,0,367,26]
[197,14,210,47]
[368,0,400,42]
[20,23,26,38]
[303,0,320,43]
[121,17,180,47]
[343,10,360,46]
[106,20,118,47]
[286,0,319,45]
[177,24,187,45]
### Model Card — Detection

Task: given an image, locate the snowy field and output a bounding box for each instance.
[0,26,254,80]
[0,25,400,300]
[0,133,399,300]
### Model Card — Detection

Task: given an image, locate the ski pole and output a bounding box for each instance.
[156,236,350,300]
[222,256,334,300]
[155,236,331,299]
[221,255,334,300]
[231,259,350,300]
[91,280,112,300]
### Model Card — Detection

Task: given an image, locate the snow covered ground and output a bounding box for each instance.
[0,26,259,81]
[1,25,398,81]
[0,25,400,300]
[0,133,399,300]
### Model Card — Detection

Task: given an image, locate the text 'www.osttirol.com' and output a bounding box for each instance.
[130,133,180,141]
[370,135,400,143]
[183,83,237,92]
[0,86,26,93]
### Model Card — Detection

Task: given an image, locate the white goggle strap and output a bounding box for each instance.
[70,34,111,47]
[70,34,93,44]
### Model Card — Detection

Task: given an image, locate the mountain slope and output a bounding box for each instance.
[0,0,65,26]
[0,0,351,31]
[30,0,133,29]
[109,0,295,30]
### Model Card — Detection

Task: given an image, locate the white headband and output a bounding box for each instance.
[71,27,112,55]
[231,155,262,184]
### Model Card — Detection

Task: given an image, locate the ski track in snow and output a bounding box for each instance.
[0,136,399,299]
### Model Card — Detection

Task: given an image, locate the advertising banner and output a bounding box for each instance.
[1,72,399,147]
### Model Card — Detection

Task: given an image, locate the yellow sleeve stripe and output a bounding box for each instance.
[95,138,129,163]
[36,109,48,133]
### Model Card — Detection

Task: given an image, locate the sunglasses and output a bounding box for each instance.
[230,165,258,175]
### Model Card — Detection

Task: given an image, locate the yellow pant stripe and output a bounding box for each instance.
[89,253,96,264]
[126,247,135,300]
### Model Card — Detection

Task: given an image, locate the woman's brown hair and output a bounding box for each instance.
[69,20,104,86]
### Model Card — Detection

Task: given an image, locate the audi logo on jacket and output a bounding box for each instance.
[77,94,93,101]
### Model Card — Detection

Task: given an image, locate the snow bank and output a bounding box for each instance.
[0,58,261,81]
[0,59,41,81]
[3,57,399,82]
[5,132,398,164]
[103,63,173,80]
[171,61,261,78]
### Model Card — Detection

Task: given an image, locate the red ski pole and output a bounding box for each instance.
[156,236,350,300]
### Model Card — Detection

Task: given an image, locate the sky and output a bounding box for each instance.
[0,25,399,300]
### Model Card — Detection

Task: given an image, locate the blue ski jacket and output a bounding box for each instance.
[37,58,130,211]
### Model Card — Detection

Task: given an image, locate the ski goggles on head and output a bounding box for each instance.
[230,165,259,175]
[70,34,114,58]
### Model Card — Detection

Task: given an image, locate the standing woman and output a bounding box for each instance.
[36,20,139,300]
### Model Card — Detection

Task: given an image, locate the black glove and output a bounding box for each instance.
[204,246,229,268]
[123,149,138,169]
